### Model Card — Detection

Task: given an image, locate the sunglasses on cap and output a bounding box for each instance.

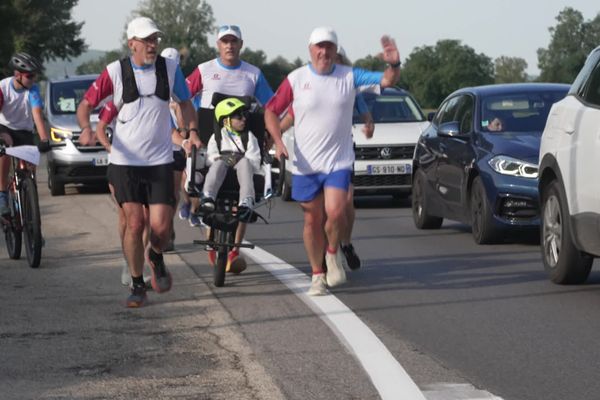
[217,25,241,35]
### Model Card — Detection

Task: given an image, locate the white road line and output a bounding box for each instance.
[241,245,427,400]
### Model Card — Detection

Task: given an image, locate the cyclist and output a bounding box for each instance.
[200,98,262,233]
[76,17,200,307]
[265,27,401,296]
[186,24,274,273]
[0,52,51,215]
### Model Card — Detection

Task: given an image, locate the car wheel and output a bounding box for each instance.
[541,180,592,284]
[412,170,443,229]
[282,172,292,202]
[47,165,65,196]
[470,176,500,244]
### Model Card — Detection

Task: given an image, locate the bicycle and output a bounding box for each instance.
[188,146,286,287]
[0,143,55,268]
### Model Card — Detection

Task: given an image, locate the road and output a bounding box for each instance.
[2,162,600,400]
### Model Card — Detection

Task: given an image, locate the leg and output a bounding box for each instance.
[0,132,14,214]
[202,160,228,199]
[121,202,147,278]
[339,184,361,270]
[300,193,327,275]
[234,158,255,203]
[323,186,348,251]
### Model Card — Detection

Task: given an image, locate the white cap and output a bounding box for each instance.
[127,17,162,40]
[161,47,180,64]
[217,25,242,40]
[308,27,338,46]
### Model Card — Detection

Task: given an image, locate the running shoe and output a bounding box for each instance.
[341,243,361,270]
[308,274,328,296]
[145,245,172,293]
[189,213,202,227]
[226,249,247,274]
[178,202,191,220]
[126,284,147,308]
[325,250,347,287]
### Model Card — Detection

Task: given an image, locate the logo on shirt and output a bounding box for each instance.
[302,82,311,90]
[212,73,221,80]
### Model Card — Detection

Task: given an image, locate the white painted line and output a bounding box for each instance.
[241,245,427,400]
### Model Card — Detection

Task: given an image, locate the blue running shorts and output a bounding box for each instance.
[292,169,352,202]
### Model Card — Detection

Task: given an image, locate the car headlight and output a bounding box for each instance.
[50,127,73,142]
[488,155,538,178]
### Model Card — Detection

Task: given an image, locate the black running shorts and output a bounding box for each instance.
[107,163,175,207]
[0,124,35,146]
[173,149,186,172]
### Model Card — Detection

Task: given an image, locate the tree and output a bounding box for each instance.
[132,0,216,75]
[76,50,125,75]
[354,55,386,71]
[400,40,494,109]
[494,56,528,83]
[537,7,600,83]
[0,0,85,77]
[240,48,268,69]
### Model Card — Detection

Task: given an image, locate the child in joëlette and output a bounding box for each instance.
[201,97,261,219]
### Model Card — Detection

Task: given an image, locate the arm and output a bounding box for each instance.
[173,66,201,148]
[379,35,401,88]
[77,70,114,146]
[31,107,49,142]
[206,135,219,165]
[76,99,95,145]
[264,78,294,160]
[244,133,262,173]
[95,118,111,152]
[265,109,288,161]
[95,101,117,152]
[355,94,374,139]
[280,108,294,133]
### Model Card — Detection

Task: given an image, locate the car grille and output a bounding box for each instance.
[72,132,105,151]
[354,174,412,187]
[355,145,415,160]
[497,196,538,221]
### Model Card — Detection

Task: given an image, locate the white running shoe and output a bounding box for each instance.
[308,274,328,296]
[325,251,347,287]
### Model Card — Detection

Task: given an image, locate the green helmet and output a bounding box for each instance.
[215,97,248,125]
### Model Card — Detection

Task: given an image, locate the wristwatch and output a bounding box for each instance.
[388,61,401,69]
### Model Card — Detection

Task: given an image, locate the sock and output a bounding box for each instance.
[149,247,163,262]
[132,275,145,287]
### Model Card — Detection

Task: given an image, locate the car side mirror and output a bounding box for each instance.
[438,122,470,140]
[427,112,436,122]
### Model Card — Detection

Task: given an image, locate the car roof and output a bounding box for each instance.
[48,74,99,84]
[450,83,571,98]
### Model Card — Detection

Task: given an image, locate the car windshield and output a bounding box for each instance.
[480,90,568,133]
[50,78,99,115]
[353,93,425,124]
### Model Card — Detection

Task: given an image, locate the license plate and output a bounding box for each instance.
[92,156,108,166]
[367,163,411,175]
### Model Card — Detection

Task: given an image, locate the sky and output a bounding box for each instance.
[73,0,599,76]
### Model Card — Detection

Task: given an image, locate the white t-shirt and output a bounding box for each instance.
[0,77,43,131]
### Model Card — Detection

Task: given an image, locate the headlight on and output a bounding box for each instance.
[488,155,538,179]
[50,127,73,142]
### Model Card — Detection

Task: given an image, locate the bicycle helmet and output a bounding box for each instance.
[9,52,43,73]
[215,97,248,125]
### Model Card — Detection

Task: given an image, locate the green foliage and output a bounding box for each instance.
[0,0,85,77]
[240,48,299,89]
[537,7,600,83]
[494,56,528,83]
[76,50,125,75]
[399,40,494,108]
[354,55,386,71]
[134,0,216,75]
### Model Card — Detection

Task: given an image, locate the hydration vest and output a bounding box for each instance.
[119,55,170,104]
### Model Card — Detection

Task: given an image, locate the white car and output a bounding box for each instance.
[538,46,600,284]
[281,88,429,200]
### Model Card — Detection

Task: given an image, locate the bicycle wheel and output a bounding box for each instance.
[213,229,229,287]
[21,177,42,268]
[4,189,22,260]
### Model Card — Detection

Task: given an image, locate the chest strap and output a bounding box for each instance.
[119,55,170,104]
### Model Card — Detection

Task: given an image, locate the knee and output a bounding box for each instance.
[126,218,146,235]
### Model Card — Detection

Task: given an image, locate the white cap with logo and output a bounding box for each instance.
[161,47,180,64]
[127,17,162,40]
[217,25,242,40]
[308,27,338,47]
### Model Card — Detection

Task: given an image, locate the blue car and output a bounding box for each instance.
[412,83,569,243]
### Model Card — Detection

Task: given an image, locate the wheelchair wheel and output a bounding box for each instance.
[213,229,229,287]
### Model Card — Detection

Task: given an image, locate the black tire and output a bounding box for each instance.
[412,170,443,229]
[213,229,228,287]
[4,189,22,260]
[21,177,42,268]
[540,180,592,284]
[47,165,65,196]
[470,176,501,244]
[281,171,292,202]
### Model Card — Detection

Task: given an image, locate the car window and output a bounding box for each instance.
[581,62,600,106]
[455,96,474,134]
[50,78,97,115]
[480,90,568,133]
[439,96,462,124]
[353,93,425,124]
[569,49,600,98]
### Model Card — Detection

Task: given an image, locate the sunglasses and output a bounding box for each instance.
[230,111,248,120]
[217,25,241,35]
[22,72,36,79]
[134,35,161,45]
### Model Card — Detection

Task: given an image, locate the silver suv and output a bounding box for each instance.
[538,46,600,284]
[45,74,109,196]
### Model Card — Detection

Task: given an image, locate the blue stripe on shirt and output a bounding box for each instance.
[29,84,43,108]
[353,67,383,88]
[173,67,191,101]
[254,72,274,105]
